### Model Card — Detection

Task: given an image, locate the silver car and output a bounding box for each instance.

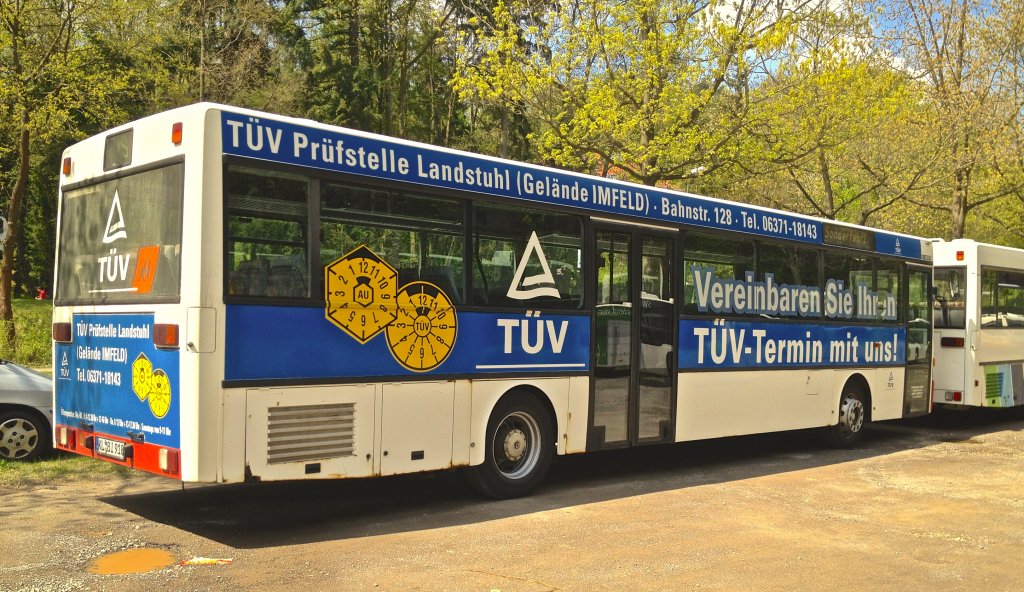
[0,361,53,461]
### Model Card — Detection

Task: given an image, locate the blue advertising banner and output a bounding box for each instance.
[224,306,590,381]
[220,112,923,260]
[54,314,180,448]
[678,319,907,370]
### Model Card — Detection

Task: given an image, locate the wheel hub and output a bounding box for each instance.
[0,418,37,460]
[841,399,865,434]
[503,428,528,462]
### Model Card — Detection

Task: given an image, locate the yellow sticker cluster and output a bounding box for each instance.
[325,246,457,372]
[132,353,172,418]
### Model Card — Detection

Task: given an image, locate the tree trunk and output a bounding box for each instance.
[349,0,360,68]
[951,166,969,238]
[499,109,510,158]
[0,111,30,349]
[818,148,837,219]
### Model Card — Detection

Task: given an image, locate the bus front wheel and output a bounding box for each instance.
[466,394,554,499]
[823,386,867,448]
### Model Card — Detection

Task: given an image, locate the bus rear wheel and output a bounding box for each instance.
[823,386,867,448]
[466,394,554,499]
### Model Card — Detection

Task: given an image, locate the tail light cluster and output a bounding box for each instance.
[53,322,179,348]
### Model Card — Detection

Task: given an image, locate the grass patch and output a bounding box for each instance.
[0,452,135,489]
[0,298,53,368]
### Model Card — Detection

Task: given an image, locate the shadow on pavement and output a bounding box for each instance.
[101,408,1023,549]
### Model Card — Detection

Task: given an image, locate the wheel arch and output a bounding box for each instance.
[468,379,567,468]
[0,404,52,431]
[842,373,873,422]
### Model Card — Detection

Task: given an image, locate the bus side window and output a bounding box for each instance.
[234,258,270,297]
[225,165,310,301]
[471,204,583,309]
[268,264,306,298]
[681,231,753,316]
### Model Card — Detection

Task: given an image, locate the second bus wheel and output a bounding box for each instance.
[466,394,555,499]
[823,385,868,448]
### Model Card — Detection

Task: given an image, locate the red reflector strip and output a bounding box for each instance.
[57,427,76,450]
[53,322,72,343]
[172,122,183,145]
[940,337,965,347]
[153,324,179,348]
[160,448,180,474]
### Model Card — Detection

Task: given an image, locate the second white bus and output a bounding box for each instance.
[933,239,1024,411]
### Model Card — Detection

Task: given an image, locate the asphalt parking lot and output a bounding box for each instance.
[2,409,1023,591]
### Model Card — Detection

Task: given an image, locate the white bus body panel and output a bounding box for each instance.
[676,368,905,441]
[933,239,1024,408]
[236,376,586,483]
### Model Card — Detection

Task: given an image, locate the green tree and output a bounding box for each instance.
[0,0,137,346]
[453,0,799,185]
[875,0,1024,238]
[298,0,465,143]
[140,0,307,113]
[731,1,940,229]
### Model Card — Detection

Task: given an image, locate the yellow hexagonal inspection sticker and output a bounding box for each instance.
[132,353,153,401]
[324,245,399,343]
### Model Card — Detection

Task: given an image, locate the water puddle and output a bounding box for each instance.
[86,547,176,575]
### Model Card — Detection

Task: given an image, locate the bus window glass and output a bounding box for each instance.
[933,267,966,329]
[756,243,821,319]
[981,268,1024,328]
[876,259,902,322]
[907,269,931,363]
[824,252,873,321]
[471,204,583,309]
[56,163,183,304]
[681,231,753,316]
[642,239,672,302]
[226,166,309,299]
[597,233,631,305]
[321,183,465,303]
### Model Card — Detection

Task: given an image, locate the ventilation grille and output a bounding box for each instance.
[267,403,356,464]
[986,371,1003,400]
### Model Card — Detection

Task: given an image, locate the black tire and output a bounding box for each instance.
[822,385,868,448]
[465,394,555,499]
[0,409,51,461]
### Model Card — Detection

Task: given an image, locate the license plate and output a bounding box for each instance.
[96,437,126,461]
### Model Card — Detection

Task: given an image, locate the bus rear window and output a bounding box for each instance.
[934,267,966,329]
[56,163,184,304]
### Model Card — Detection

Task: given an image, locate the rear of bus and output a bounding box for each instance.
[933,239,1024,410]
[52,105,213,480]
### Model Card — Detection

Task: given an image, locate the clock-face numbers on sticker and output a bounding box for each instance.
[132,351,173,418]
[324,245,399,343]
[132,353,153,401]
[148,370,172,418]
[385,281,458,372]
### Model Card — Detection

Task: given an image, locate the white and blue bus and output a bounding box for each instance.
[52,104,933,497]
[933,239,1024,411]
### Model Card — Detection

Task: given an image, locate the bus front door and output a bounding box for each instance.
[905,265,932,417]
[591,228,676,448]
